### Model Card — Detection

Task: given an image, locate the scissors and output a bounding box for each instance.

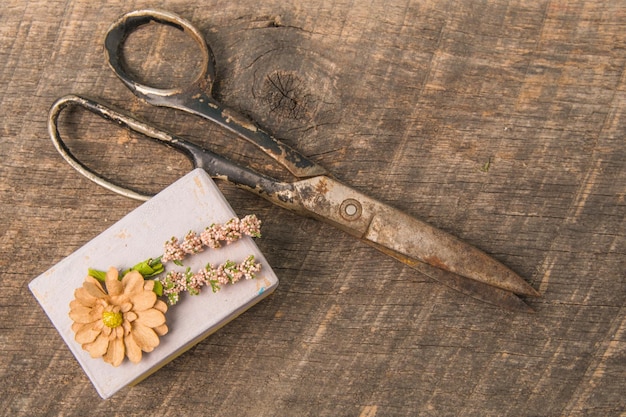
[48,9,540,312]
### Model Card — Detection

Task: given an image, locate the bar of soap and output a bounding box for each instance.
[29,169,279,399]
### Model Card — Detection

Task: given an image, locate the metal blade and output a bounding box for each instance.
[363,210,540,298]
[365,241,534,313]
[293,176,540,300]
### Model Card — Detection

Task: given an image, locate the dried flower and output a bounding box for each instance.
[161,255,261,305]
[69,268,168,366]
[200,223,223,248]
[239,214,262,238]
[162,237,186,263]
[180,231,203,255]
[166,215,262,263]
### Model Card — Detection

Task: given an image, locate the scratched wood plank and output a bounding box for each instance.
[1,0,625,416]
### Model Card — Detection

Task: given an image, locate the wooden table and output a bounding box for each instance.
[2,1,624,415]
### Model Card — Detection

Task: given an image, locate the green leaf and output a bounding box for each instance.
[152,279,163,296]
[125,258,165,278]
[173,260,184,267]
[88,268,107,282]
[209,280,220,293]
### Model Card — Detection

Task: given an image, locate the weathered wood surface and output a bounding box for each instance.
[1,1,625,416]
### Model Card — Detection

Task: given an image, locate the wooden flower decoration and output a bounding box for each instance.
[69,268,168,366]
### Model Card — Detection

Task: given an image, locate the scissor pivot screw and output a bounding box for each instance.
[340,199,362,220]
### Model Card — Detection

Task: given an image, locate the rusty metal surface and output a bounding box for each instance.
[292,176,540,298]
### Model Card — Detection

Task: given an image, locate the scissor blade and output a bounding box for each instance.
[293,176,540,299]
[363,208,540,298]
[365,241,534,313]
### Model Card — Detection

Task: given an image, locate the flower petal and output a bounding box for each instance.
[124,311,138,322]
[123,320,131,335]
[105,267,123,297]
[84,333,109,358]
[143,280,155,291]
[75,323,101,344]
[132,323,160,351]
[69,299,90,312]
[131,290,157,311]
[83,278,106,299]
[135,309,166,328]
[86,275,105,288]
[114,326,124,340]
[69,303,95,323]
[69,303,102,324]
[74,286,100,307]
[103,337,125,367]
[72,321,100,336]
[124,335,142,363]
[153,300,168,314]
[153,324,168,336]
[72,321,86,333]
[122,271,144,295]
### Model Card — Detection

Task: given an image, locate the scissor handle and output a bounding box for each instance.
[48,95,152,201]
[104,9,328,180]
[48,94,296,204]
[104,9,215,102]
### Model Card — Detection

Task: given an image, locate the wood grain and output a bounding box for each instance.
[1,0,625,415]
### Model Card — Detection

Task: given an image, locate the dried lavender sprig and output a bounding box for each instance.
[160,255,262,305]
[161,215,262,263]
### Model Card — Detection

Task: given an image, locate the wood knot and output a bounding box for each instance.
[260,71,310,120]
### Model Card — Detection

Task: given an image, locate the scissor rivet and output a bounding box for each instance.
[340,199,362,220]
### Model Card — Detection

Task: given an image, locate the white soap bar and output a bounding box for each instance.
[29,169,279,399]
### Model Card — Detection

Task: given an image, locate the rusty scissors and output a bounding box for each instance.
[49,9,540,312]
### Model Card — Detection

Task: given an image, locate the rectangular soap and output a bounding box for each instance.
[29,168,279,399]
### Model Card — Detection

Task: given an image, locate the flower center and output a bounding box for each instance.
[102,311,123,328]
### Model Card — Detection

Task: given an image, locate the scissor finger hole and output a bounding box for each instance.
[106,10,213,94]
[116,22,206,91]
[54,102,192,196]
